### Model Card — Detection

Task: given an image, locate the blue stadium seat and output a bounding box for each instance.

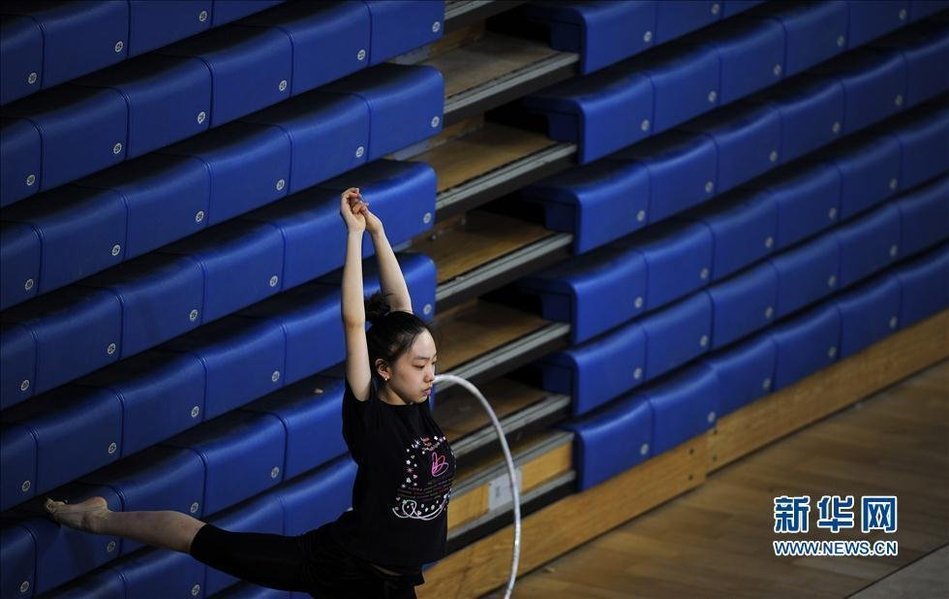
[109,548,205,599]
[74,55,212,158]
[513,242,648,343]
[0,423,35,510]
[896,176,949,257]
[762,163,842,251]
[323,64,444,160]
[676,188,777,280]
[160,220,285,321]
[627,221,714,310]
[750,1,848,77]
[641,293,712,380]
[78,351,207,457]
[79,255,205,357]
[0,118,42,206]
[704,335,776,416]
[811,50,907,134]
[0,221,40,310]
[211,0,284,26]
[894,244,949,327]
[204,498,284,594]
[518,160,651,253]
[159,122,291,226]
[680,102,782,192]
[2,1,128,89]
[536,319,647,416]
[278,455,357,535]
[1,387,123,501]
[846,0,911,48]
[561,394,653,490]
[80,445,206,554]
[363,0,443,65]
[4,86,128,192]
[814,134,902,220]
[643,43,721,134]
[244,1,370,93]
[1,287,122,395]
[37,569,124,599]
[654,0,721,43]
[834,203,901,287]
[241,93,369,194]
[243,375,346,480]
[0,323,34,410]
[127,0,212,56]
[836,275,902,358]
[160,316,286,420]
[645,364,719,454]
[1,524,35,599]
[160,26,292,126]
[887,104,949,189]
[751,77,845,164]
[706,261,778,349]
[7,486,123,595]
[0,15,43,105]
[771,303,841,391]
[1,186,127,294]
[162,411,286,514]
[887,22,949,106]
[609,132,718,223]
[771,234,840,318]
[76,154,212,260]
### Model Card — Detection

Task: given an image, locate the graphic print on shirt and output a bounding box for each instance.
[392,435,454,521]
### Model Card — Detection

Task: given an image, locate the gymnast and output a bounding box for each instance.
[46,188,456,598]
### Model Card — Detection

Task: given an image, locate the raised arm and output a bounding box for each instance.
[340,188,372,402]
[361,197,412,313]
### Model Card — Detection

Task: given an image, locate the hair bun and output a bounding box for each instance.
[365,292,392,325]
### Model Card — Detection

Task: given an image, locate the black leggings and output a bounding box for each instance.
[189,523,420,598]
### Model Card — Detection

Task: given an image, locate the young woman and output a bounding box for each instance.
[45,188,456,598]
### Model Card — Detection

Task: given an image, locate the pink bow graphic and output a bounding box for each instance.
[431,451,449,477]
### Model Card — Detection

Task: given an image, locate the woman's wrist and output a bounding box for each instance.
[369,227,386,240]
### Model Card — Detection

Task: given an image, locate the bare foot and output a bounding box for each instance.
[45,496,109,533]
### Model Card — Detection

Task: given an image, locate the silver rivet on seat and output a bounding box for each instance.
[708,90,718,103]
[898,8,907,20]
[700,267,710,280]
[276,178,286,191]
[641,119,651,132]
[21,480,31,493]
[828,207,838,220]
[700,335,709,348]
[357,49,367,61]
[889,316,899,330]
[20,379,30,392]
[643,31,653,43]
[28,72,38,85]
[191,584,201,597]
[111,244,121,257]
[832,121,841,134]
[773,64,783,77]
[837,35,846,48]
[269,275,279,287]
[107,342,117,355]
[190,501,200,514]
[889,244,899,258]
[889,178,898,191]
[640,443,649,456]
[707,411,716,423]
[355,145,365,158]
[272,370,281,383]
[198,10,208,23]
[636,209,647,222]
[634,296,644,309]
[894,94,903,107]
[114,41,124,53]
[423,303,433,316]
[828,275,837,288]
[431,116,441,128]
[26,174,36,186]
[765,306,774,320]
[278,79,288,92]
[195,210,205,223]
[633,367,643,380]
[765,236,774,249]
[828,346,838,359]
[24,278,34,291]
[189,309,199,322]
[769,150,779,163]
[763,377,772,391]
[711,3,721,15]
[191,406,200,419]
[197,111,206,124]
[423,212,433,224]
[705,181,715,194]
[108,442,118,454]
[19,580,30,594]
[106,540,117,553]
[271,466,281,479]
[113,142,123,155]
[432,21,441,33]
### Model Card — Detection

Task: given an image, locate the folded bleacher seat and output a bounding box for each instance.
[629,220,714,310]
[836,275,902,358]
[40,570,124,599]
[203,498,284,594]
[706,261,778,349]
[654,0,722,43]
[0,422,35,510]
[564,392,653,491]
[162,410,286,514]
[1,286,122,395]
[0,323,34,410]
[894,243,949,327]
[761,163,842,251]
[241,93,369,194]
[771,233,840,318]
[159,122,291,226]
[771,303,841,390]
[641,293,713,380]
[810,50,908,134]
[0,118,42,206]
[5,485,123,595]
[1,386,123,504]
[896,175,949,257]
[243,1,371,94]
[885,104,949,189]
[77,351,207,456]
[750,77,845,164]
[817,133,903,220]
[278,455,356,536]
[644,43,722,134]
[160,220,285,321]
[363,0,443,64]
[645,364,719,454]
[3,86,128,192]
[80,254,205,357]
[323,64,444,160]
[846,0,912,48]
[871,21,949,107]
[161,25,292,126]
[127,0,213,56]
[609,132,718,223]
[834,203,901,287]
[704,335,776,416]
[211,0,284,26]
[109,547,206,599]
[0,221,40,310]
[750,1,848,77]
[0,15,43,105]
[80,445,206,554]
[74,55,212,159]
[0,523,36,599]
[160,316,286,420]
[243,375,347,479]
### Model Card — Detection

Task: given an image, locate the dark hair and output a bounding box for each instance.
[365,292,434,379]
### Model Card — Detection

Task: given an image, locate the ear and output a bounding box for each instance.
[374,358,391,382]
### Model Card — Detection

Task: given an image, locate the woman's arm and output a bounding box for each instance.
[362,199,412,314]
[340,188,372,402]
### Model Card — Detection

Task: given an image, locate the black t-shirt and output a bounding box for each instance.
[329,380,456,570]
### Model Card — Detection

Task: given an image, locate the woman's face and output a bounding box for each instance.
[382,329,437,404]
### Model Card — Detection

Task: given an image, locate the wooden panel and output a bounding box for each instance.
[419,210,552,283]
[417,122,557,193]
[437,377,550,442]
[435,300,550,372]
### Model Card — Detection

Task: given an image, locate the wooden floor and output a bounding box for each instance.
[512,360,949,598]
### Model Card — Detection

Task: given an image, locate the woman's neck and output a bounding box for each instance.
[378,384,410,406]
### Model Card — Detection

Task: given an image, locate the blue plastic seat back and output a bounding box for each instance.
[754,77,845,163]
[641,293,712,380]
[812,51,907,134]
[127,0,212,56]
[0,118,42,206]
[363,0,443,64]
[0,15,43,104]
[110,547,205,599]
[896,175,949,258]
[646,44,721,134]
[654,0,721,43]
[836,275,902,359]
[621,220,713,310]
[0,323,35,411]
[0,422,36,510]
[834,203,901,288]
[847,1,911,48]
[752,1,848,77]
[32,569,125,599]
[816,131,902,220]
[211,0,284,26]
[895,244,949,327]
[706,261,778,349]
[771,303,841,391]
[692,17,786,104]
[704,335,776,416]
[278,455,357,535]
[889,104,949,189]
[761,163,841,251]
[646,364,719,455]
[0,221,40,310]
[1,524,36,599]
[771,234,840,318]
